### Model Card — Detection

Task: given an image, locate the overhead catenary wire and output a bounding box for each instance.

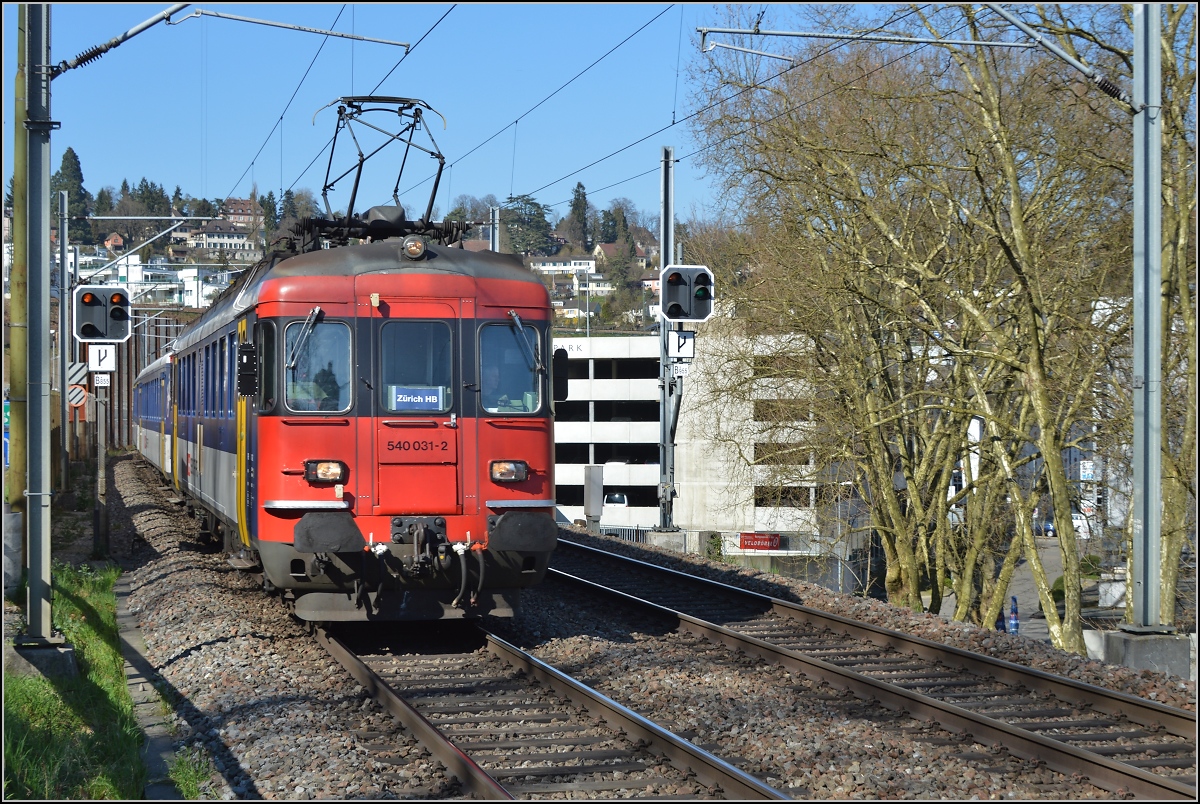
[672,3,685,125]
[536,4,1023,209]
[531,4,929,206]
[220,5,347,205]
[394,3,677,204]
[284,4,457,196]
[509,120,519,200]
[675,13,987,170]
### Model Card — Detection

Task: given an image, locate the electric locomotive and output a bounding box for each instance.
[132,96,567,621]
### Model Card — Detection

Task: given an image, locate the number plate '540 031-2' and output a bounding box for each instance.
[378,427,457,464]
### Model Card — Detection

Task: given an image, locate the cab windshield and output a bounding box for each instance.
[480,322,540,413]
[284,321,352,412]
[380,321,454,413]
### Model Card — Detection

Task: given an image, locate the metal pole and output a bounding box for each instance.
[23,2,57,644]
[71,246,80,462]
[7,4,29,552]
[1129,3,1164,631]
[659,146,675,529]
[59,190,68,493]
[94,386,108,556]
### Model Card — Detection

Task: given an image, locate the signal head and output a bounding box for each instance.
[658,265,715,322]
[73,284,132,343]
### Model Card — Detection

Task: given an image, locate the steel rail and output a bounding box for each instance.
[559,540,1195,736]
[314,627,512,800]
[552,545,1196,799]
[481,629,790,800]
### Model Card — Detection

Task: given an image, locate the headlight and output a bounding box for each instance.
[401,235,426,260]
[490,460,529,482]
[305,460,347,483]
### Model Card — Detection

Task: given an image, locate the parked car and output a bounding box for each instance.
[1037,511,1092,540]
[603,492,628,507]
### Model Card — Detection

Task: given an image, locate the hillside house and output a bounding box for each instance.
[593,241,648,271]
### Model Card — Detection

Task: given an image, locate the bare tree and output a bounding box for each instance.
[684,4,1166,654]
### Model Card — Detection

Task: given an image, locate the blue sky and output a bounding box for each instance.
[3,3,737,228]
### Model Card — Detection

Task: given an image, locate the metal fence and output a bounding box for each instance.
[598,526,649,544]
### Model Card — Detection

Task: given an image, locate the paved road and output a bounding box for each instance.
[930,535,1065,642]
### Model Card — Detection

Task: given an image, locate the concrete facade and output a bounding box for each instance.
[550,333,845,562]
[553,335,661,528]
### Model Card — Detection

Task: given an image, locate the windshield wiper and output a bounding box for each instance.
[507,310,544,373]
[286,306,322,369]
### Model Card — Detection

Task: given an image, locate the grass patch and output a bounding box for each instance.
[168,745,215,799]
[3,562,146,799]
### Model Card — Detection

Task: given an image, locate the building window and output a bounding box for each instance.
[555,443,591,463]
[753,443,811,465]
[754,485,813,508]
[753,399,810,421]
[751,354,796,379]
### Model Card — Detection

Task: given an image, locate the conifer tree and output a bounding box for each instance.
[566,182,589,249]
[50,147,94,243]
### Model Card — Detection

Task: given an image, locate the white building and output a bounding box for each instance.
[529,257,596,276]
[188,222,261,263]
[574,272,613,298]
[551,332,869,587]
[177,266,240,308]
[552,336,662,529]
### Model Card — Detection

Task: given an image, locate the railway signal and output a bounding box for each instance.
[659,265,715,322]
[73,285,131,343]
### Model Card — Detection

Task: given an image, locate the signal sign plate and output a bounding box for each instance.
[668,331,695,359]
[88,345,117,372]
[93,374,111,388]
[67,384,88,407]
[67,361,88,386]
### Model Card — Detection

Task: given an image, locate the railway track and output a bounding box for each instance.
[550,539,1197,800]
[314,623,789,799]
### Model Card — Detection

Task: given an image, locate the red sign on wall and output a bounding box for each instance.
[739,532,780,550]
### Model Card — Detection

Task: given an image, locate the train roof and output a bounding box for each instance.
[169,240,545,352]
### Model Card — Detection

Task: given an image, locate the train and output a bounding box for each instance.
[132,97,567,622]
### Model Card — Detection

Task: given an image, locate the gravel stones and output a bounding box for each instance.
[107,454,1193,799]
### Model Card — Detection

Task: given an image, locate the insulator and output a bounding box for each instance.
[1090,72,1127,103]
[73,45,106,68]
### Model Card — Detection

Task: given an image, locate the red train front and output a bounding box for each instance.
[136,226,565,621]
[234,236,563,620]
[134,96,567,621]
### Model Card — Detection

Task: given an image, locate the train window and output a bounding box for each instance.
[218,338,226,418]
[204,344,212,416]
[379,321,453,413]
[284,321,351,413]
[258,321,277,412]
[479,322,540,414]
[227,333,236,414]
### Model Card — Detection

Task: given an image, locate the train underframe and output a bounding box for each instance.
[199,503,557,622]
